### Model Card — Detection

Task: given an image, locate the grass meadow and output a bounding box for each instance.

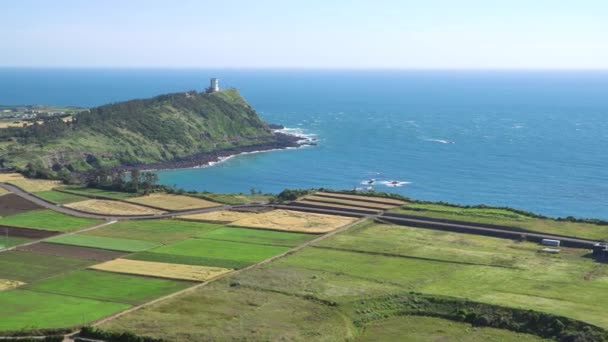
[34,190,89,204]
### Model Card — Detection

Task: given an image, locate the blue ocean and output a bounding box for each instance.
[1,69,607,219]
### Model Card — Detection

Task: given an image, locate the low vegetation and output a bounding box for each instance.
[197,226,317,247]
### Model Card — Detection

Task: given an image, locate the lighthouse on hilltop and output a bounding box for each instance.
[206,78,220,93]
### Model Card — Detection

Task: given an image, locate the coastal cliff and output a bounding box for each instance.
[0,89,304,177]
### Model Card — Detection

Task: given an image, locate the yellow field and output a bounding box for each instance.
[66,199,166,216]
[0,188,8,196]
[0,173,26,182]
[179,210,253,223]
[295,199,382,213]
[90,259,232,282]
[303,195,397,209]
[126,193,220,211]
[0,173,61,192]
[315,192,407,205]
[0,279,25,291]
[230,209,357,233]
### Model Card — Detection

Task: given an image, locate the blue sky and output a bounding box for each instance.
[1,0,607,69]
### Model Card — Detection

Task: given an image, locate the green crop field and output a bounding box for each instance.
[99,220,608,341]
[26,270,192,305]
[0,209,101,231]
[136,238,291,269]
[0,289,128,331]
[57,186,139,200]
[356,316,547,342]
[126,251,251,269]
[83,219,223,244]
[390,203,608,240]
[0,236,31,248]
[34,190,88,204]
[47,234,159,252]
[197,226,317,247]
[0,250,94,283]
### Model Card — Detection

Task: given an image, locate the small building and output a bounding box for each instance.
[205,78,220,93]
[541,239,561,247]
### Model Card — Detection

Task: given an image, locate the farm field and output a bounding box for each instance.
[0,290,129,331]
[301,195,397,210]
[132,238,291,269]
[0,193,43,216]
[0,173,60,192]
[47,234,159,252]
[19,242,126,261]
[100,220,608,340]
[197,226,317,247]
[91,259,232,282]
[83,219,222,244]
[57,186,139,200]
[125,193,220,211]
[26,270,191,305]
[294,199,382,213]
[0,250,94,282]
[0,236,31,248]
[356,316,547,342]
[315,192,407,205]
[390,203,608,240]
[0,209,100,231]
[34,190,88,204]
[229,209,357,233]
[190,192,273,205]
[66,199,166,216]
[180,209,253,223]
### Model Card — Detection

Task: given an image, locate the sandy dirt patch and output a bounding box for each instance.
[315,192,406,206]
[230,209,357,233]
[0,279,25,290]
[126,193,220,211]
[294,200,382,213]
[66,199,166,216]
[90,258,232,282]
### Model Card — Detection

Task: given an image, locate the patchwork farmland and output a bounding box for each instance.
[0,187,348,337]
[1,184,608,341]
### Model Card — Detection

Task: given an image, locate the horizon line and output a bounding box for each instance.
[2,66,608,72]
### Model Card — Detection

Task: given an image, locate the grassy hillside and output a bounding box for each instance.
[0,89,279,174]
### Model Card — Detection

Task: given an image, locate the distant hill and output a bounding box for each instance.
[0,89,298,177]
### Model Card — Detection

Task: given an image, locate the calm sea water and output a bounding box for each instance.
[1,69,607,219]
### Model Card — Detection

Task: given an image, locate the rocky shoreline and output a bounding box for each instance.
[125,132,313,171]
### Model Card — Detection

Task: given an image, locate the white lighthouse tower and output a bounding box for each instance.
[206,78,220,93]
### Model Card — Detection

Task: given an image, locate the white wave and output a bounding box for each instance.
[378,180,412,187]
[274,127,318,144]
[360,179,377,185]
[424,138,455,144]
